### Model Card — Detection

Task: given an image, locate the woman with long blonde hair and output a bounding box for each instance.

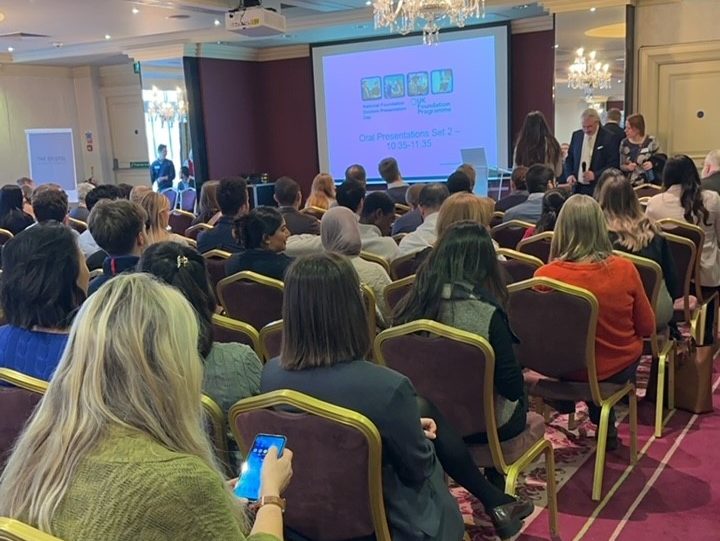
[536,195,655,449]
[0,274,292,540]
[304,173,336,210]
[139,190,189,246]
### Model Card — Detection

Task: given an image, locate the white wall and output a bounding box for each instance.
[635,0,720,49]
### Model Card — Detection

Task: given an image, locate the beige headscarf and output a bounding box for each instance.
[321,206,362,257]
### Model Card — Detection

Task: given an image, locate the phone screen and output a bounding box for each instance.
[234,433,286,501]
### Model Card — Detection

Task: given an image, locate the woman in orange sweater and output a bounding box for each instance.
[535,195,655,448]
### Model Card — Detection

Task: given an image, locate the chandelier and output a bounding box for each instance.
[567,48,612,102]
[145,86,188,127]
[373,0,485,45]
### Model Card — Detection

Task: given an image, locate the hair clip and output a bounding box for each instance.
[176,255,189,269]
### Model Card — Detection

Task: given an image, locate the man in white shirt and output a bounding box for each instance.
[397,183,449,257]
[358,191,399,262]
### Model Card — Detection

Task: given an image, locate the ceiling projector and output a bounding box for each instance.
[225,6,286,37]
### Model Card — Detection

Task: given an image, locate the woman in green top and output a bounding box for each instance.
[0,274,292,541]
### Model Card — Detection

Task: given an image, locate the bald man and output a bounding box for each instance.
[701,150,720,195]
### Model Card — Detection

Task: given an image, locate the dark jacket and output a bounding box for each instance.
[261,359,464,541]
[225,249,292,281]
[88,255,140,296]
[0,211,34,235]
[196,216,242,254]
[392,208,423,235]
[387,185,409,205]
[701,171,720,196]
[278,207,320,236]
[564,126,620,195]
[150,158,176,190]
[604,122,625,153]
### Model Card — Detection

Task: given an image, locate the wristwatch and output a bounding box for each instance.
[258,495,286,513]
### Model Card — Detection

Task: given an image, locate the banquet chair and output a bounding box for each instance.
[180,188,197,213]
[360,251,391,274]
[658,219,705,301]
[202,249,231,294]
[0,229,13,247]
[390,251,426,280]
[490,211,504,228]
[517,232,553,263]
[217,271,284,332]
[67,217,87,234]
[383,274,415,313]
[302,206,326,220]
[160,188,179,209]
[491,220,534,249]
[633,184,662,199]
[168,210,194,236]
[212,313,261,354]
[259,320,283,362]
[201,394,230,475]
[185,223,213,241]
[496,249,543,284]
[0,518,63,541]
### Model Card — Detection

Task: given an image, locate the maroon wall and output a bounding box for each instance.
[511,29,555,140]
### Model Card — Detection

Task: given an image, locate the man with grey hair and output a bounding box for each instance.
[69,182,95,222]
[563,108,619,195]
[701,150,720,194]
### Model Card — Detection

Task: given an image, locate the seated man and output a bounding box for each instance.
[274,176,320,236]
[398,183,449,257]
[345,163,367,189]
[358,192,399,262]
[502,165,555,224]
[31,185,73,230]
[69,182,95,222]
[379,157,409,205]
[392,184,424,235]
[447,171,473,195]
[336,180,366,217]
[78,184,122,259]
[495,167,529,213]
[86,200,147,296]
[197,176,248,253]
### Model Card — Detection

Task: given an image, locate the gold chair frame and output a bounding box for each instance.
[66,217,87,233]
[170,209,195,219]
[302,206,327,217]
[202,249,232,260]
[373,320,558,534]
[216,271,284,325]
[491,211,505,221]
[394,203,411,215]
[201,394,230,474]
[359,251,391,275]
[507,278,638,501]
[613,251,675,437]
[490,220,535,249]
[185,223,214,238]
[382,275,415,313]
[516,231,554,262]
[88,269,104,280]
[0,519,63,541]
[495,248,544,268]
[633,184,662,197]
[259,319,283,362]
[389,251,417,280]
[361,284,378,341]
[658,218,705,301]
[212,313,261,356]
[0,229,14,243]
[659,231,698,324]
[0,369,49,394]
[229,389,392,541]
[185,238,197,248]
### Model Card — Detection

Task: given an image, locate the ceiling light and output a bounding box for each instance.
[554,44,559,49]
[105,34,112,40]
[590,7,596,12]
[214,19,221,26]
[7,46,14,53]
[132,7,139,14]
[617,79,623,84]
[568,48,612,102]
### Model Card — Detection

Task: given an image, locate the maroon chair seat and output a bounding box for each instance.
[497,249,543,285]
[168,210,195,235]
[217,271,284,332]
[491,220,533,250]
[517,232,553,263]
[202,250,231,294]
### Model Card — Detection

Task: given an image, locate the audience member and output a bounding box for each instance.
[620,114,660,185]
[564,108,619,195]
[197,177,247,253]
[495,167,529,213]
[379,157,409,204]
[522,189,569,238]
[503,164,555,223]
[358,191,399,261]
[263,253,512,541]
[398,183,449,257]
[86,200,147,296]
[535,195,654,449]
[0,222,88,381]
[129,185,152,205]
[446,171,473,194]
[700,149,720,195]
[304,173,336,210]
[192,180,221,226]
[116,183,134,200]
[273,176,320,235]
[513,111,563,178]
[68,182,95,222]
[604,108,625,151]
[336,179,366,215]
[0,185,34,235]
[436,193,493,237]
[139,243,263,414]
[78,184,121,258]
[0,274,292,540]
[321,207,392,324]
[177,166,195,191]
[32,186,70,225]
[138,191,188,246]
[598,170,679,326]
[16,177,35,217]
[392,183,424,235]
[646,155,720,289]
[226,206,292,281]
[456,163,477,191]
[344,163,367,188]
[150,143,175,191]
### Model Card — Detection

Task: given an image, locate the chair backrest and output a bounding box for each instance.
[66,217,87,234]
[202,249,231,293]
[633,183,662,198]
[490,211,504,228]
[201,394,230,474]
[516,231,553,263]
[658,218,704,301]
[180,188,197,212]
[160,188,178,209]
[0,229,14,247]
[491,220,534,249]
[88,268,104,280]
[212,313,261,354]
[302,206,326,220]
[613,251,661,311]
[390,250,427,280]
[359,251,391,274]
[168,209,195,235]
[0,518,64,541]
[383,275,415,313]
[394,203,410,216]
[230,390,391,541]
[660,231,697,322]
[496,248,544,284]
[217,271,284,332]
[361,284,378,340]
[507,278,605,401]
[0,369,48,470]
[185,222,214,241]
[259,320,283,362]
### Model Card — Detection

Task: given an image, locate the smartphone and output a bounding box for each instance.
[234,433,286,501]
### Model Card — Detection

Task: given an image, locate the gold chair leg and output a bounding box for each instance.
[667,346,675,410]
[629,391,638,464]
[544,443,559,536]
[568,412,577,431]
[504,465,520,497]
[591,402,612,501]
[654,352,666,438]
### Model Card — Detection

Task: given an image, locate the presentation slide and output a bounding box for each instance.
[312,25,509,182]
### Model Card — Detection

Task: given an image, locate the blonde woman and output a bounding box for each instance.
[597,169,679,326]
[535,195,655,449]
[0,274,292,540]
[304,173,336,210]
[139,190,189,245]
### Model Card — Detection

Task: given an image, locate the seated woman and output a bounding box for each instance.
[138,242,263,414]
[535,195,655,448]
[620,114,660,186]
[262,253,531,541]
[0,222,89,381]
[0,274,291,540]
[0,185,34,235]
[522,189,568,239]
[646,155,720,291]
[138,191,189,246]
[321,206,392,325]
[226,207,292,281]
[304,173,336,210]
[193,180,221,226]
[598,169,680,327]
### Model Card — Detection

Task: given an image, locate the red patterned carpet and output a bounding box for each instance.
[453,355,720,540]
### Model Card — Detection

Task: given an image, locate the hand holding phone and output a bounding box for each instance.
[234,434,292,501]
[260,446,293,498]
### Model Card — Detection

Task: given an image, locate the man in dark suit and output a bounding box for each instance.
[563,108,619,195]
[701,150,720,194]
[604,108,625,160]
[196,176,247,253]
[274,176,320,236]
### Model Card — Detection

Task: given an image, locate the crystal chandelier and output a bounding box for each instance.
[373,0,485,45]
[145,86,188,127]
[567,48,612,102]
